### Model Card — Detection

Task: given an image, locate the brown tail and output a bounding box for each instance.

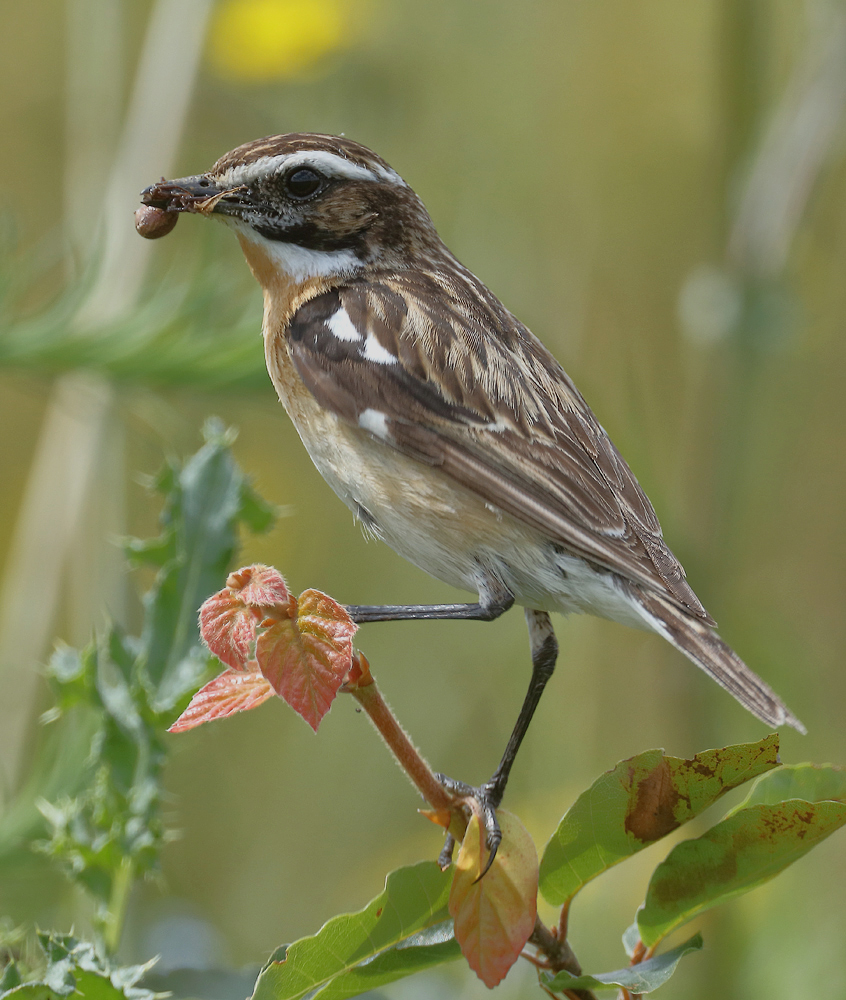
[632,589,806,733]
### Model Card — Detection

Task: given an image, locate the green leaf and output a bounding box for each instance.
[66,973,118,1000]
[727,763,846,814]
[539,736,779,905]
[95,629,146,742]
[44,645,96,712]
[140,427,242,693]
[134,966,259,1000]
[638,800,846,948]
[35,631,166,905]
[0,707,98,865]
[621,921,641,960]
[250,861,460,1000]
[5,934,163,1000]
[46,646,86,686]
[541,932,702,994]
[1,985,67,1000]
[238,482,278,534]
[0,962,22,993]
[139,419,272,704]
[124,532,174,570]
[8,423,275,939]
[37,934,78,997]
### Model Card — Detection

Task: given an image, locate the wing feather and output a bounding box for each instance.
[287,271,713,623]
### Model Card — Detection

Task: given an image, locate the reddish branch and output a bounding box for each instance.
[343,655,597,1000]
[343,654,455,813]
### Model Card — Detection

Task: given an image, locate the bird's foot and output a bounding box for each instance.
[435,773,502,878]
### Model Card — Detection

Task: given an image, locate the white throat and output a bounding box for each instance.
[223,217,365,283]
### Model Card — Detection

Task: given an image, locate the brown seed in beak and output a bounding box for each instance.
[135,205,178,239]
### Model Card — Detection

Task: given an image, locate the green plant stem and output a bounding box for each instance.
[103,855,134,955]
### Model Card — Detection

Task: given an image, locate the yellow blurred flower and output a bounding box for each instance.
[208,0,353,82]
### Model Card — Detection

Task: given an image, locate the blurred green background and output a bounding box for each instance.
[2,1,846,997]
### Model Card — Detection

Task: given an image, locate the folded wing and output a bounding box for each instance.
[288,270,712,623]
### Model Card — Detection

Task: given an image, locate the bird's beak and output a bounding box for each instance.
[140,174,237,216]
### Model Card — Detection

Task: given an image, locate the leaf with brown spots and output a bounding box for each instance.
[638,798,846,948]
[727,762,846,814]
[538,736,780,906]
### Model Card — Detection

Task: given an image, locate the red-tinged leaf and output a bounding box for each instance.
[448,810,538,988]
[199,588,257,670]
[419,808,453,831]
[297,588,357,650]
[227,564,292,612]
[342,650,372,690]
[255,588,357,731]
[168,667,275,732]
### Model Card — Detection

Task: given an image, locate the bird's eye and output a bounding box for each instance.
[284,168,323,199]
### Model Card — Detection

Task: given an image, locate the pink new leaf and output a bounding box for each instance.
[168,666,275,732]
[199,589,256,670]
[449,810,538,988]
[199,565,293,670]
[228,564,293,613]
[255,588,357,732]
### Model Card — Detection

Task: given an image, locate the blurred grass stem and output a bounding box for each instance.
[0,0,212,794]
[717,0,846,569]
[103,855,135,955]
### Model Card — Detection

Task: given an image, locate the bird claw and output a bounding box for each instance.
[437,831,456,870]
[435,773,502,878]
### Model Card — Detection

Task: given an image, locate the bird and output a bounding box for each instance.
[140,132,804,859]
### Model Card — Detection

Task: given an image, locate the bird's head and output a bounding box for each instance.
[140,133,445,284]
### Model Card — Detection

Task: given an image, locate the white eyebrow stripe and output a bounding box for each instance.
[362,333,398,365]
[214,149,406,189]
[327,308,363,342]
[358,408,391,439]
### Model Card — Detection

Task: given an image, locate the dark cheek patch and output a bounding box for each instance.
[253,186,377,254]
[253,219,364,251]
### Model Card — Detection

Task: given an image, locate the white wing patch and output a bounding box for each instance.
[363,334,397,365]
[358,408,391,439]
[328,308,363,342]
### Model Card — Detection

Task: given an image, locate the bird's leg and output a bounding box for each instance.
[345,579,514,624]
[485,610,558,805]
[437,609,558,875]
[348,583,557,875]
[346,577,516,869]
